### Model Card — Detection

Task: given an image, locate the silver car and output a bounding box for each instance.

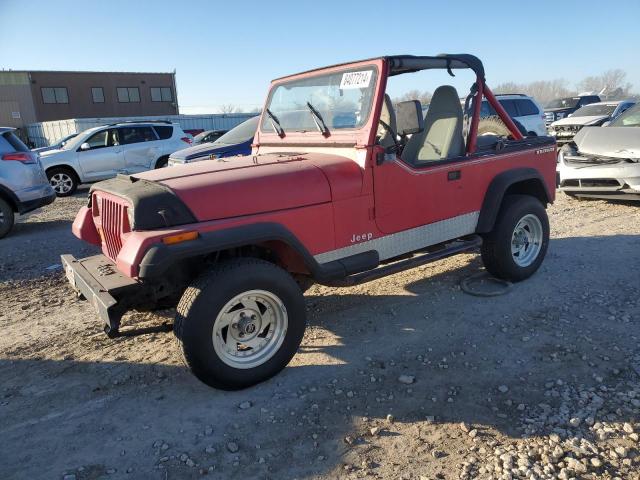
[0,127,56,238]
[39,121,192,196]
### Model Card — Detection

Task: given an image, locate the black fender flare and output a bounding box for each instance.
[137,222,378,282]
[476,168,551,233]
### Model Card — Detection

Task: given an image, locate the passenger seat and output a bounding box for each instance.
[376,94,397,149]
[401,85,465,165]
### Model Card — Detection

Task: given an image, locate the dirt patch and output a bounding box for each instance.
[1,191,639,479]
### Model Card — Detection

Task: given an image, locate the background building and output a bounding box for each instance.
[0,70,178,133]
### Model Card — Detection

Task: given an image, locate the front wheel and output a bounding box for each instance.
[174,258,306,390]
[481,194,549,282]
[47,167,78,196]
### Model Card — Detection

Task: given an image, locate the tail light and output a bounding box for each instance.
[1,152,38,164]
[181,137,192,144]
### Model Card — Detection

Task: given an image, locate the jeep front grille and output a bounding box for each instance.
[93,193,131,261]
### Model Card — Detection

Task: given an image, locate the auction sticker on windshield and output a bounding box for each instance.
[340,71,373,90]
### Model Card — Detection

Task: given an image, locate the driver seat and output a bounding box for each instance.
[401,85,465,166]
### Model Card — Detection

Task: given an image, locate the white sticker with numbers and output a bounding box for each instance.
[340,70,372,89]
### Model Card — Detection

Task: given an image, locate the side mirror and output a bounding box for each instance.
[396,100,424,136]
[80,142,90,151]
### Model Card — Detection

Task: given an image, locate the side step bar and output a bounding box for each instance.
[320,235,482,287]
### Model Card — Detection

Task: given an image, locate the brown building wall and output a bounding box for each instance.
[0,72,38,128]
[28,71,178,122]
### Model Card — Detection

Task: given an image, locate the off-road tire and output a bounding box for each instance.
[174,258,306,390]
[0,197,15,239]
[478,116,528,138]
[47,167,78,197]
[155,156,169,169]
[481,194,549,282]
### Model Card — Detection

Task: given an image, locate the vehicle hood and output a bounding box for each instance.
[545,107,574,113]
[574,127,640,159]
[551,115,608,127]
[134,152,363,222]
[39,148,66,156]
[169,141,249,161]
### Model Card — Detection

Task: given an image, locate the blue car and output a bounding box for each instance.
[168,116,258,166]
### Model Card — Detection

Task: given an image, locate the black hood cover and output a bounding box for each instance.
[89,175,197,230]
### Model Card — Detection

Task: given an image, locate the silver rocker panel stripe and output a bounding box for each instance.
[314,211,480,264]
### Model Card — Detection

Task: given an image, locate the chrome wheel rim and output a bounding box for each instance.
[511,214,543,267]
[50,173,73,194]
[212,290,288,369]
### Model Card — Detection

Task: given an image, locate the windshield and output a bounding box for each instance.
[56,133,77,147]
[261,67,378,133]
[572,104,617,117]
[215,116,259,145]
[546,97,580,109]
[610,104,640,127]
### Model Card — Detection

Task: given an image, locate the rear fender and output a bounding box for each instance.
[476,168,551,233]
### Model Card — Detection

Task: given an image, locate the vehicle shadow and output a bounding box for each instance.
[2,234,639,479]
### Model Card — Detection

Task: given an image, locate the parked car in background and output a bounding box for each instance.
[480,94,547,136]
[544,95,601,126]
[0,127,55,238]
[40,121,191,196]
[32,133,78,153]
[168,116,258,166]
[557,103,640,199]
[548,100,636,146]
[193,129,228,145]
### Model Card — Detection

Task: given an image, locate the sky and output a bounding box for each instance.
[1,0,639,114]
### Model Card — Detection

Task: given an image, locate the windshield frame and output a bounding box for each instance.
[256,60,383,146]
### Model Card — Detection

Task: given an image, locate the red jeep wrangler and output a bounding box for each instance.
[63,54,556,389]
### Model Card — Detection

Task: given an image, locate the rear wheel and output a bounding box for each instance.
[174,258,306,390]
[481,195,549,282]
[0,197,15,239]
[47,167,78,196]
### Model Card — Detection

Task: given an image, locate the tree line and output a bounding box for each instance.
[393,69,637,107]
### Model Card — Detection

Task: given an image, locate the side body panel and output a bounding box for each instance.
[373,144,556,235]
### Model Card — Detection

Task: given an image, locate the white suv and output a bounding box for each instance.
[480,94,547,136]
[39,121,191,196]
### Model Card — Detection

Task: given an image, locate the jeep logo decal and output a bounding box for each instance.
[351,232,373,243]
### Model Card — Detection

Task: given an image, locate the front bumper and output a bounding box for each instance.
[557,158,640,198]
[61,254,140,335]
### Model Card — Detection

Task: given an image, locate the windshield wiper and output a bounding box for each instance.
[306,102,329,136]
[265,108,285,138]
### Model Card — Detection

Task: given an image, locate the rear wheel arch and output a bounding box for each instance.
[477,168,551,234]
[0,185,19,212]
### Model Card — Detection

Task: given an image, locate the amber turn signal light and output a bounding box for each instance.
[162,231,199,245]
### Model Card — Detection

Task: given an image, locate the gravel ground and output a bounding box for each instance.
[0,189,639,480]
